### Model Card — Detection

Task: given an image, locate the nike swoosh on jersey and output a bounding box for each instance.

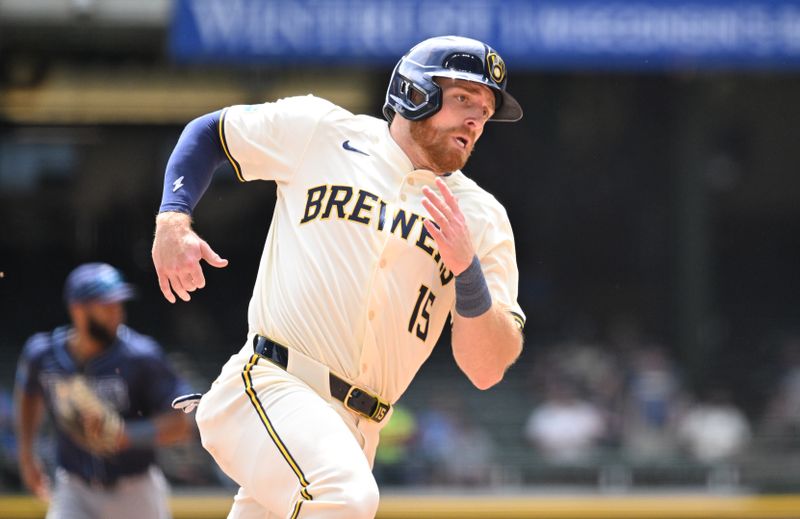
[342,140,370,156]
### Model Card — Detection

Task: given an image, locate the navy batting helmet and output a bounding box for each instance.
[383,35,523,123]
[64,263,135,305]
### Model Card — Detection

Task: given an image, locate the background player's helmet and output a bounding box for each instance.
[383,35,523,123]
[64,263,135,305]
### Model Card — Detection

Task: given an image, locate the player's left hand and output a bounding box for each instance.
[152,212,228,303]
[19,454,50,502]
[421,177,474,276]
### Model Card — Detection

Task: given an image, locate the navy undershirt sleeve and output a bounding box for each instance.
[15,335,45,396]
[159,110,228,215]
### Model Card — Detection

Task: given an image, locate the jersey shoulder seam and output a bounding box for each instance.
[290,96,353,178]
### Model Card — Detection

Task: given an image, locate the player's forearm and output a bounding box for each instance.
[451,304,523,390]
[153,211,194,264]
[13,390,43,460]
[152,411,193,445]
[122,411,192,449]
[160,110,227,215]
[155,210,193,235]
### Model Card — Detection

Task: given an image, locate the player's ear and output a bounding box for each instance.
[67,303,86,327]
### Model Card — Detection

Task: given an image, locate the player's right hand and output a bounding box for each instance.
[19,455,50,502]
[152,211,228,303]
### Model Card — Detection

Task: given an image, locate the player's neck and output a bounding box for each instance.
[67,329,105,364]
[389,119,442,174]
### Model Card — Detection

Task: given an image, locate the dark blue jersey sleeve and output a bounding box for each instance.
[139,352,192,413]
[119,327,192,416]
[15,333,50,396]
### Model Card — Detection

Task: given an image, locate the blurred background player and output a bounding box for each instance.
[13,263,193,519]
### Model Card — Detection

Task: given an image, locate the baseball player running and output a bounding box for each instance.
[14,263,193,519]
[152,35,525,518]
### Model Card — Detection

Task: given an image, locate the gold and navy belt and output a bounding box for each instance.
[253,335,390,423]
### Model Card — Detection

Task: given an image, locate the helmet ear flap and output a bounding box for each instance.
[384,72,442,122]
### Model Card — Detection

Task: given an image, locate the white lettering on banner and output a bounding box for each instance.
[496,4,538,54]
[243,3,281,53]
[782,8,800,52]
[190,0,245,50]
[422,1,493,42]
[316,1,357,53]
[527,5,791,55]
[190,0,418,56]
[276,3,315,52]
[190,0,282,53]
[357,1,420,54]
[174,0,800,65]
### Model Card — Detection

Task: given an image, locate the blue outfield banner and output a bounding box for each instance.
[169,0,800,70]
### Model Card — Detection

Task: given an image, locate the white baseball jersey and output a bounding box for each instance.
[219,95,524,403]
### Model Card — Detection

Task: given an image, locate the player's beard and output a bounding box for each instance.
[409,118,473,174]
[87,316,118,349]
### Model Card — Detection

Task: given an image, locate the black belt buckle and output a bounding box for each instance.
[75,472,117,490]
[344,386,390,423]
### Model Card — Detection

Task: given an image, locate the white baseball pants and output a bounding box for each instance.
[46,466,170,519]
[196,340,386,519]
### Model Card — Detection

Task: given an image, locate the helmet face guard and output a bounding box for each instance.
[383,36,523,123]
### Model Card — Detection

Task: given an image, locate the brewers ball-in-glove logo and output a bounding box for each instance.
[486,52,506,85]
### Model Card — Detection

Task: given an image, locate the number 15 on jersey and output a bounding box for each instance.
[408,284,436,341]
